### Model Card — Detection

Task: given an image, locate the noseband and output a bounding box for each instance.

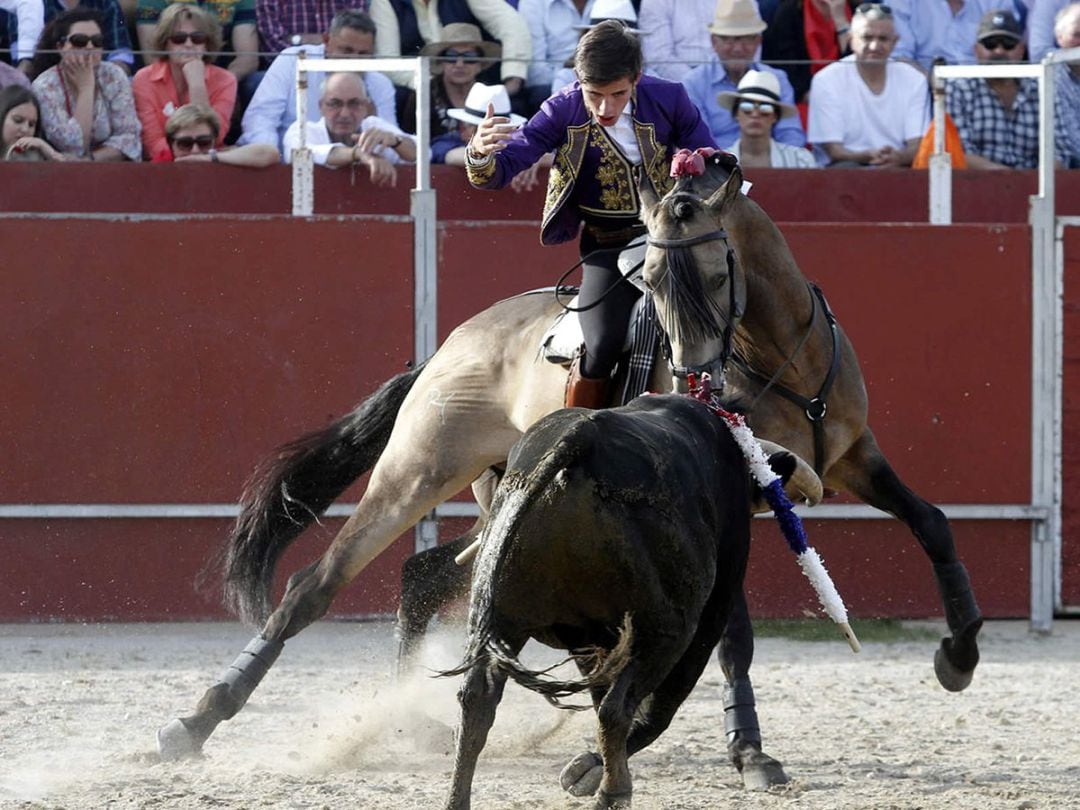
[645,226,741,386]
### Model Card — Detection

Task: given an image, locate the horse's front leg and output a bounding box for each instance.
[832,429,982,691]
[717,591,789,790]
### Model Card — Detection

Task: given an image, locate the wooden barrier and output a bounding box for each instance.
[0,211,1036,621]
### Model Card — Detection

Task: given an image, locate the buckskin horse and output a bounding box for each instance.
[157,154,982,791]
[441,393,820,810]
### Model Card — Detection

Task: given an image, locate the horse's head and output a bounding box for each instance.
[639,156,746,393]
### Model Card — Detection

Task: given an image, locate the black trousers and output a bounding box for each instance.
[577,229,643,380]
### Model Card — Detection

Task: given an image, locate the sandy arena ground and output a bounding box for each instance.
[1,618,1078,810]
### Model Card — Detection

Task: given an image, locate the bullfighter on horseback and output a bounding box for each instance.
[464,19,717,408]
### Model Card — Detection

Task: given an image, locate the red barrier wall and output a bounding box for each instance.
[0,215,1034,622]
[4,163,1080,222]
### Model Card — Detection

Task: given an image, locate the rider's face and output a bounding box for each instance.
[580,75,638,128]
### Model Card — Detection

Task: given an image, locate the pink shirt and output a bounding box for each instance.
[132,59,237,158]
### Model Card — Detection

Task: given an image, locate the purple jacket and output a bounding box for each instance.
[467,74,716,245]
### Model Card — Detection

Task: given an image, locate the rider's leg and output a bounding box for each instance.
[569,232,641,408]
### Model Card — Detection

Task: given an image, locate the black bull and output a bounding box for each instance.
[442,394,798,810]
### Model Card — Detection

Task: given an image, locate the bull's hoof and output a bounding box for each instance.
[595,789,632,809]
[157,718,204,762]
[934,619,982,693]
[560,751,603,797]
[731,741,789,791]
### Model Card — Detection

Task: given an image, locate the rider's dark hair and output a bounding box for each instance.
[573,20,642,86]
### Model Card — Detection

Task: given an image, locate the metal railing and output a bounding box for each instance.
[931,49,1080,630]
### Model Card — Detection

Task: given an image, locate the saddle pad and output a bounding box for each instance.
[540,295,650,364]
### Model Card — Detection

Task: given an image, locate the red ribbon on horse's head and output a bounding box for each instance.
[670,147,740,178]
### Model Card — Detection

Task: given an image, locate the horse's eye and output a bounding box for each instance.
[709,274,729,291]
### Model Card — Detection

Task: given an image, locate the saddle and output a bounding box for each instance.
[539,238,659,405]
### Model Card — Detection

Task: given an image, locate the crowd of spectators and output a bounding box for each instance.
[2,0,1079,170]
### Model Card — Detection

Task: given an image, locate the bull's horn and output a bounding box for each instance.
[758,441,823,507]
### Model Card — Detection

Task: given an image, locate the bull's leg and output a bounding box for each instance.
[593,664,639,810]
[717,591,788,790]
[832,429,982,691]
[444,656,509,810]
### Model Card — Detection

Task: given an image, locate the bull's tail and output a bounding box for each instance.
[201,362,426,626]
[441,415,633,708]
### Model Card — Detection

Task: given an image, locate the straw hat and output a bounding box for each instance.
[708,0,767,36]
[717,69,798,118]
[574,0,640,33]
[420,23,501,59]
[448,82,526,126]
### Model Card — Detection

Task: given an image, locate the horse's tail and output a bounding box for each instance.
[205,362,426,627]
[440,413,633,707]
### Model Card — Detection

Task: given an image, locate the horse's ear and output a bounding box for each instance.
[704,164,743,216]
[638,173,661,220]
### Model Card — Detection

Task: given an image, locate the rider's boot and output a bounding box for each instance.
[565,352,609,409]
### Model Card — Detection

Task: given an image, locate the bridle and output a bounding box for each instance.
[645,212,742,388]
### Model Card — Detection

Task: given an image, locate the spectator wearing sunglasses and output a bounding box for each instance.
[136,0,258,85]
[367,0,531,105]
[399,22,495,138]
[719,69,816,167]
[30,8,141,159]
[682,0,805,151]
[946,9,1075,169]
[19,0,135,75]
[132,3,236,158]
[807,2,927,166]
[238,9,398,151]
[0,0,44,77]
[891,0,1018,70]
[160,102,279,163]
[283,71,415,185]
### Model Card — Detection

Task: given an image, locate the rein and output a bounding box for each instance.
[732,283,841,475]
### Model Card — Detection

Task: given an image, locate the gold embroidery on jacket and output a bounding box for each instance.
[465,155,496,185]
[635,120,674,199]
[541,122,590,239]
[579,124,636,217]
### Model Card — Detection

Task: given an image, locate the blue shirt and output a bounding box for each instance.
[681,58,805,150]
[237,43,398,149]
[517,0,593,89]
[891,0,1021,69]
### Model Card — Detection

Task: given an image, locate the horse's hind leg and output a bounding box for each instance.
[833,429,982,691]
[445,655,510,810]
[717,591,788,790]
[160,431,512,760]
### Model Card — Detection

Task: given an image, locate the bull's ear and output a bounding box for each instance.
[704,164,742,217]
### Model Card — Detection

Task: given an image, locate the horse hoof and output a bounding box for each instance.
[731,741,789,791]
[560,751,603,797]
[157,718,203,761]
[934,642,975,692]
